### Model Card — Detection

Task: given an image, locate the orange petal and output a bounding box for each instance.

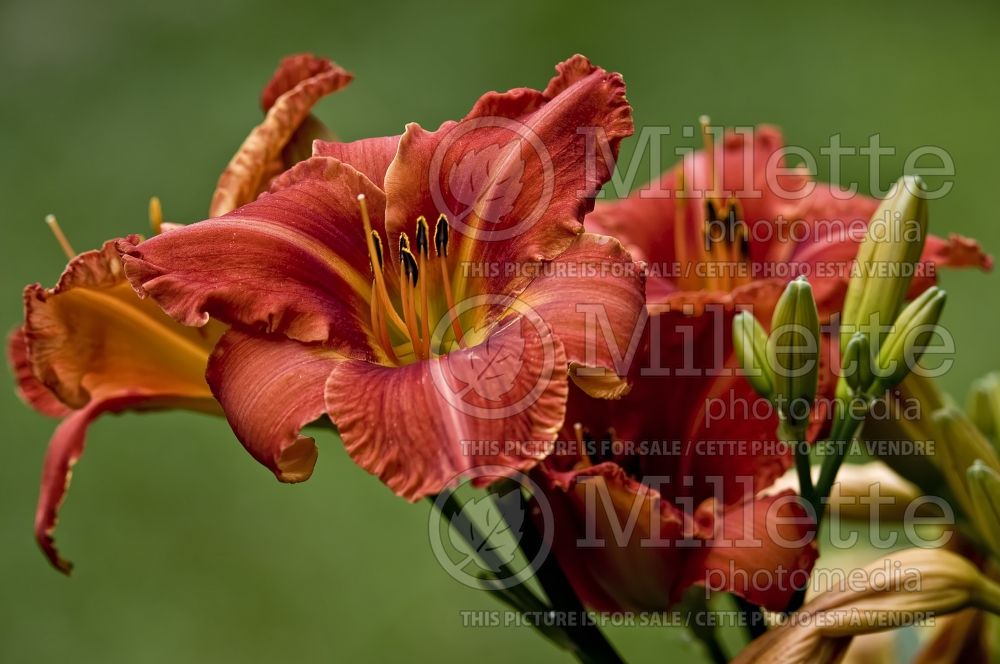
[23,238,220,409]
[7,326,69,418]
[209,54,352,217]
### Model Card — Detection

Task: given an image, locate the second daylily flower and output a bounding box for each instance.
[119,56,645,500]
[10,53,350,572]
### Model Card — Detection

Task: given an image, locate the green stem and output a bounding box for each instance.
[779,419,813,505]
[431,492,546,614]
[431,490,625,664]
[497,482,626,664]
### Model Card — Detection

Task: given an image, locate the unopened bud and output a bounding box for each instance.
[932,407,1000,519]
[967,372,1000,439]
[841,175,928,353]
[733,310,774,399]
[966,460,1000,557]
[842,332,874,394]
[873,286,946,391]
[767,277,820,425]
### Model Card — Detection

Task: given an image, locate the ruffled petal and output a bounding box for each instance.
[383,55,633,295]
[210,55,353,217]
[910,232,993,294]
[206,330,341,483]
[682,490,818,611]
[518,233,646,398]
[35,393,150,573]
[23,239,219,409]
[8,326,69,418]
[535,461,687,612]
[326,317,568,500]
[313,135,400,188]
[121,158,386,354]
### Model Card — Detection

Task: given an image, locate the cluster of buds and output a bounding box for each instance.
[837,175,945,401]
[734,276,820,430]
[932,393,1000,557]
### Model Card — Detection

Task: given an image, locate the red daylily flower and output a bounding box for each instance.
[10,53,348,573]
[119,56,645,501]
[532,124,992,612]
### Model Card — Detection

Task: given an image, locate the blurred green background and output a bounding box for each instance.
[1,0,998,661]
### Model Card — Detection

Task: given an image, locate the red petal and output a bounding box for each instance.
[519,233,646,398]
[206,330,340,483]
[121,158,385,353]
[8,326,69,418]
[326,317,568,500]
[536,461,687,611]
[383,55,633,293]
[910,233,993,294]
[313,135,400,188]
[210,55,353,217]
[35,394,147,574]
[537,465,817,613]
[682,490,818,611]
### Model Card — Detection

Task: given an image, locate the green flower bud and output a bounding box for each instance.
[840,175,928,353]
[732,310,774,399]
[767,277,820,425]
[967,372,1000,439]
[841,332,874,394]
[967,460,1000,557]
[873,286,946,391]
[932,407,1000,519]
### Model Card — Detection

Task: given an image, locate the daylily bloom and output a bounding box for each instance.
[119,55,645,500]
[10,53,349,572]
[530,124,992,612]
[586,124,992,315]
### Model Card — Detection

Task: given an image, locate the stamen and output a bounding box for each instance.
[370,288,399,364]
[45,214,76,260]
[399,232,411,255]
[703,200,727,291]
[572,422,590,467]
[357,194,408,337]
[434,214,450,258]
[149,197,163,235]
[370,231,384,270]
[415,216,430,258]
[400,248,420,286]
[415,217,431,355]
[399,247,425,359]
[434,214,465,346]
[699,115,721,204]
